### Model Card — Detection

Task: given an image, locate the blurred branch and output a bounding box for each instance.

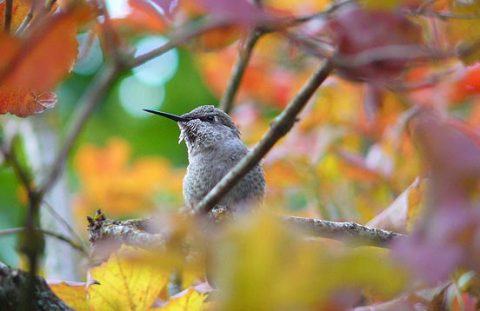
[0,140,36,198]
[0,262,72,310]
[4,0,12,33]
[408,5,480,20]
[194,60,334,214]
[96,0,123,66]
[0,132,44,310]
[220,29,263,113]
[43,199,87,251]
[0,227,87,255]
[287,0,356,24]
[130,19,226,68]
[284,216,404,247]
[15,7,34,34]
[15,0,56,35]
[38,64,119,198]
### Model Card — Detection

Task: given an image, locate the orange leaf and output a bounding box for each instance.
[0,5,93,117]
[49,281,88,311]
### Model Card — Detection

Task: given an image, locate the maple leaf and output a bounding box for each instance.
[88,247,169,310]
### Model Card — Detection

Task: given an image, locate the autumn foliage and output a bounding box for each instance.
[2,0,480,310]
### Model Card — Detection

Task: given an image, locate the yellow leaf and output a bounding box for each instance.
[361,0,404,10]
[153,289,206,311]
[88,247,169,311]
[49,281,88,311]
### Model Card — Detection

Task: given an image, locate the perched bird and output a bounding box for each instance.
[144,105,265,213]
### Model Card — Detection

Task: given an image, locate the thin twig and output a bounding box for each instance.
[37,65,118,198]
[15,0,57,35]
[15,7,33,34]
[194,60,334,214]
[218,0,264,113]
[4,0,12,33]
[288,0,356,24]
[0,227,87,255]
[43,199,88,250]
[96,0,123,66]
[220,29,263,113]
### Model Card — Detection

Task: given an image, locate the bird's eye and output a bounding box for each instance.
[205,115,216,122]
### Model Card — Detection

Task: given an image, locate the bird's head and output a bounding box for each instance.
[144,105,240,150]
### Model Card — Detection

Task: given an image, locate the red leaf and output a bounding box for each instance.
[328,6,422,84]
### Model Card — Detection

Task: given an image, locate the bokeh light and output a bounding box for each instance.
[133,36,179,86]
[119,76,165,117]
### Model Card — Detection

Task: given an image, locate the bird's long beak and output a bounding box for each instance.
[143,109,189,122]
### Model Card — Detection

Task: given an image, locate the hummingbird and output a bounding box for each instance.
[144,105,265,214]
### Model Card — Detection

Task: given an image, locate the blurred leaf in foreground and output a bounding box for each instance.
[213,211,407,310]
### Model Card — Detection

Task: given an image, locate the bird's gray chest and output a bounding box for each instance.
[182,141,245,208]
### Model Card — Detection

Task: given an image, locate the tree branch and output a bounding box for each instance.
[0,227,87,255]
[87,211,402,249]
[88,215,166,250]
[220,29,263,113]
[0,262,72,310]
[194,60,334,214]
